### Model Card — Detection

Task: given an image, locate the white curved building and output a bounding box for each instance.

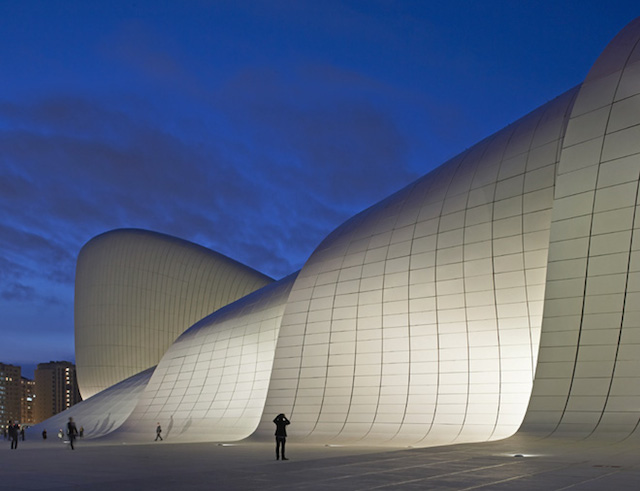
[520,15,640,439]
[253,85,577,446]
[74,229,273,399]
[49,16,640,447]
[116,274,299,442]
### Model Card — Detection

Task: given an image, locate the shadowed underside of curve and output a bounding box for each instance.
[28,367,155,440]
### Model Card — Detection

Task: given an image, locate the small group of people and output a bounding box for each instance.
[8,412,291,456]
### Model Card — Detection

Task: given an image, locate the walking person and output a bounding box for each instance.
[67,417,78,450]
[273,413,290,460]
[155,422,163,441]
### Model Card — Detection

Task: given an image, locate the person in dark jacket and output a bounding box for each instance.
[67,417,78,450]
[8,421,19,449]
[273,413,290,460]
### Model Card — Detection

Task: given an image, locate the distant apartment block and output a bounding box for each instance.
[34,361,82,423]
[0,363,22,432]
[21,377,36,426]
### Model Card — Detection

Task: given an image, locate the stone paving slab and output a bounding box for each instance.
[1,436,639,490]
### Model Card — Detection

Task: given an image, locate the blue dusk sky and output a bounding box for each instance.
[1,1,639,377]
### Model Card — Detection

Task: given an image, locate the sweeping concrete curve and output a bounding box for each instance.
[520,15,640,440]
[110,274,298,443]
[75,229,273,399]
[59,16,640,447]
[28,367,154,440]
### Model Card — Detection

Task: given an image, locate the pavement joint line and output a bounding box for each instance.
[350,460,525,490]
[454,460,606,491]
[553,468,624,491]
[278,454,504,482]
[272,453,468,473]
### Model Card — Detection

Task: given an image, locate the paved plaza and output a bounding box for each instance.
[3,434,640,490]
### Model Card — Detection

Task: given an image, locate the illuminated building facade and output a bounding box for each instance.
[21,377,36,427]
[0,363,22,432]
[74,229,273,399]
[31,16,640,447]
[34,361,81,423]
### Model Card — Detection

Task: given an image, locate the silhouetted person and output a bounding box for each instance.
[8,421,19,449]
[79,426,84,438]
[9,421,20,450]
[42,429,47,440]
[20,426,25,441]
[273,413,290,460]
[155,422,163,441]
[67,417,78,450]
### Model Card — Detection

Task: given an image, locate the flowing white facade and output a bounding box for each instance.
[521,16,640,439]
[254,85,577,446]
[74,229,273,398]
[33,16,640,447]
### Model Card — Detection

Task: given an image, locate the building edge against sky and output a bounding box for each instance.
[30,16,640,447]
[74,228,274,399]
[520,15,640,439]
